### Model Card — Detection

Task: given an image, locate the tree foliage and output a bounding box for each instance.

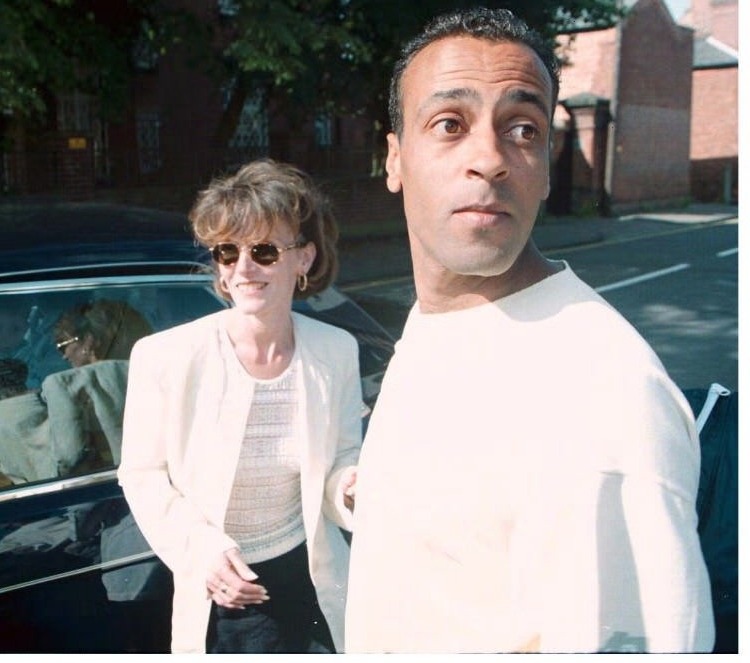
[203,0,621,172]
[0,0,197,125]
[0,0,622,159]
[214,0,622,126]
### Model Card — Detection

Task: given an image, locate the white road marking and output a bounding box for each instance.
[595,263,691,293]
[717,248,738,258]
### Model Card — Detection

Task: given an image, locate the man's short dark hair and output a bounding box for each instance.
[388,7,560,136]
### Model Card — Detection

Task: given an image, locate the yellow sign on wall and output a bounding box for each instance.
[68,137,87,150]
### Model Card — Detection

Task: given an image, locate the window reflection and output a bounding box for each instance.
[0,283,225,489]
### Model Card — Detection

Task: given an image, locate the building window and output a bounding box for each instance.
[315,115,333,147]
[57,93,92,133]
[228,88,269,150]
[131,21,160,72]
[218,0,240,17]
[136,112,162,174]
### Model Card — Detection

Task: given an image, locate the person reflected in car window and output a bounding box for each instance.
[0,302,29,359]
[49,299,154,472]
[0,356,29,486]
[0,299,154,487]
[53,299,153,368]
[0,302,31,399]
[0,358,28,400]
[118,159,363,654]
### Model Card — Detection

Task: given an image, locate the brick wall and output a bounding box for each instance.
[56,136,95,200]
[555,0,696,211]
[557,28,618,102]
[612,105,691,202]
[610,0,693,205]
[691,67,737,160]
[318,176,405,230]
[688,64,737,202]
[87,175,405,232]
[691,157,737,202]
[683,0,738,48]
[676,0,737,202]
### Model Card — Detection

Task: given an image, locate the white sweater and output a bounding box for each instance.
[346,265,714,653]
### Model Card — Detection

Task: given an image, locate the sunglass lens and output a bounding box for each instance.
[212,243,240,265]
[251,243,281,266]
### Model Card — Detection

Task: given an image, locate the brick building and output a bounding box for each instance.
[680,0,738,203]
[2,0,735,218]
[550,0,694,214]
[1,0,391,227]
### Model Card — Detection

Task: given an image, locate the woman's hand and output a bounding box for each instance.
[206,547,269,609]
[342,467,357,512]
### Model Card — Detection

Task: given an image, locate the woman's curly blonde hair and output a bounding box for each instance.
[189,159,339,300]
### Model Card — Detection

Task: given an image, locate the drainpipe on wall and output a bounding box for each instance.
[723,164,733,204]
[605,5,624,211]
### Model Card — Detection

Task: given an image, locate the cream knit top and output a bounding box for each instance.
[220,328,306,563]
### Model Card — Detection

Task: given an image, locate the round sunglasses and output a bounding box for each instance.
[210,240,305,266]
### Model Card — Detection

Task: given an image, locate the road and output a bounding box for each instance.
[341,219,738,391]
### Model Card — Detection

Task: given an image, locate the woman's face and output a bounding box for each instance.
[216,222,316,320]
[58,333,97,368]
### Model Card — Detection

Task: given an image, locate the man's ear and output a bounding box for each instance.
[385,132,402,193]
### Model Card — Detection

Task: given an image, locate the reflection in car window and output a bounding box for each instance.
[0,299,32,400]
[0,283,226,489]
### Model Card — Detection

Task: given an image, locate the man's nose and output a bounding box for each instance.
[466,125,509,182]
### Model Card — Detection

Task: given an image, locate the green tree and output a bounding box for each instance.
[0,0,622,170]
[0,0,198,126]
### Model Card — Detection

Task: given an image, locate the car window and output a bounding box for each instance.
[0,282,226,490]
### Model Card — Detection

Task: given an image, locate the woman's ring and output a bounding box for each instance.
[220,582,229,594]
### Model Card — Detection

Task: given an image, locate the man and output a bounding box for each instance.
[345,7,714,654]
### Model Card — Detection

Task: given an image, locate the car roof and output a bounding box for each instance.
[0,202,209,279]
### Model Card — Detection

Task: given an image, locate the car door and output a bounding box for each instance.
[0,276,225,653]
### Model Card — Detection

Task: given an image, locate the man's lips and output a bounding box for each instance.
[452,205,511,226]
[454,203,510,215]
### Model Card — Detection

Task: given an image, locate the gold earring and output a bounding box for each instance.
[297,273,308,292]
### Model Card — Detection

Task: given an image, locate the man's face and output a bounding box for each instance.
[386,36,553,287]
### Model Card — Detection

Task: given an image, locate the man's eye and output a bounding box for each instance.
[508,124,538,142]
[437,118,462,134]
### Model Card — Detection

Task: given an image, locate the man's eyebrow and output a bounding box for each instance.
[506,88,550,118]
[416,87,480,115]
[417,86,551,119]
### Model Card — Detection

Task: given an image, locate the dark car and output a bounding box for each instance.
[0,202,394,653]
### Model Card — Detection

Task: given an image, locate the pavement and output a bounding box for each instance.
[336,203,738,285]
[530,203,739,254]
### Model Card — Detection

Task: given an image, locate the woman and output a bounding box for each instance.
[117,159,362,653]
[54,299,153,368]
[0,299,152,484]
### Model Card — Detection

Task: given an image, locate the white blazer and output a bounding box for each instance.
[118,310,363,652]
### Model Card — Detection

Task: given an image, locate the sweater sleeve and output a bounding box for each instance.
[604,371,715,652]
[534,367,715,653]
